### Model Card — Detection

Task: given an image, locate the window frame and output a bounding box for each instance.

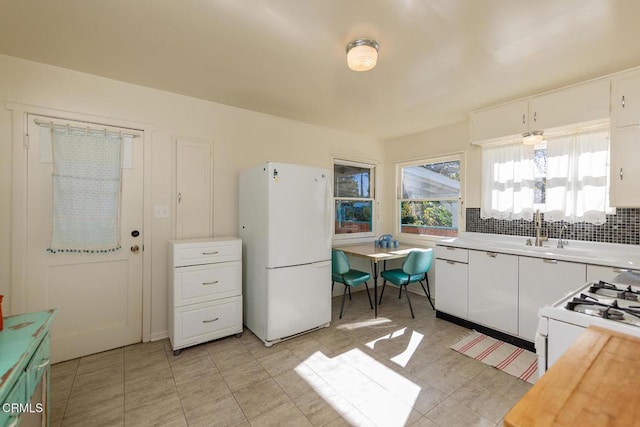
[333,158,376,242]
[395,153,465,242]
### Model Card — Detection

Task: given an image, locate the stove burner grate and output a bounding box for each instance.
[589,281,639,301]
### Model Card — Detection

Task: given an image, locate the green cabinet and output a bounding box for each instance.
[0,310,56,427]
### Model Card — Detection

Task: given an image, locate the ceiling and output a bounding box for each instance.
[1,1,639,139]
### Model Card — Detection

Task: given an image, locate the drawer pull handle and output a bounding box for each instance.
[486,252,497,258]
[543,259,558,264]
[38,359,50,369]
[203,317,220,323]
[446,260,455,265]
[445,247,455,250]
[203,280,219,285]
[613,268,629,273]
[202,251,219,255]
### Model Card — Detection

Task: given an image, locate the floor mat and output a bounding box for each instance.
[450,331,538,384]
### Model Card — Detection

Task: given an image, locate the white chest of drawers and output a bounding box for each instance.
[169,237,243,355]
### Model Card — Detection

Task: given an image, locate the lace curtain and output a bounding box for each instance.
[48,128,122,253]
[480,143,536,220]
[545,128,610,224]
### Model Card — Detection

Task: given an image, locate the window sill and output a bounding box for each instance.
[332,235,376,246]
[396,233,455,247]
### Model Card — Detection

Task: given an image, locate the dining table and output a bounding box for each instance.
[333,242,430,318]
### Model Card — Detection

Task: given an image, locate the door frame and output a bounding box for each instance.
[7,102,155,343]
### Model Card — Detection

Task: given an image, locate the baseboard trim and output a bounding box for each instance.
[149,330,169,342]
[436,311,535,352]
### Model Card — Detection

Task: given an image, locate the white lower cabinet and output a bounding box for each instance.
[435,247,469,319]
[174,297,242,343]
[169,237,243,355]
[587,264,640,283]
[468,250,518,335]
[518,257,586,341]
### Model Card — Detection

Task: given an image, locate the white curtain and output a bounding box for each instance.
[48,128,122,253]
[545,128,609,224]
[480,143,536,220]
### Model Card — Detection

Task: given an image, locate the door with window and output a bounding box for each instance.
[25,114,143,363]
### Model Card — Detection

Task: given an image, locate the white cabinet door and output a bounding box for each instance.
[518,257,586,342]
[435,258,468,319]
[615,70,640,127]
[529,79,610,131]
[586,264,640,283]
[610,126,640,207]
[470,100,528,143]
[176,138,213,239]
[468,250,518,334]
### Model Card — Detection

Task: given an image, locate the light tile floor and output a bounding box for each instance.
[50,290,532,426]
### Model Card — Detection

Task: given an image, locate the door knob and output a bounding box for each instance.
[130,245,140,253]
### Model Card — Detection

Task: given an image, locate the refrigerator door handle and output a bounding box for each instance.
[267,260,331,270]
[325,174,333,246]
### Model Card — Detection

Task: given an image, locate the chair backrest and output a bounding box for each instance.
[402,249,433,275]
[332,249,350,275]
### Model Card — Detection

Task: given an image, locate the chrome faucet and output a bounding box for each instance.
[534,209,548,247]
[557,224,569,249]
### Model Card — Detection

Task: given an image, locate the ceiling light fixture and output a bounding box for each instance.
[522,130,544,146]
[346,39,379,72]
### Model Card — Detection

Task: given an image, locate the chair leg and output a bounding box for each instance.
[364,282,373,309]
[339,285,348,319]
[398,285,402,299]
[404,285,415,319]
[348,286,352,300]
[420,277,435,310]
[378,280,387,305]
[331,281,334,292]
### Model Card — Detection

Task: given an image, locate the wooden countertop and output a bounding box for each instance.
[504,325,640,427]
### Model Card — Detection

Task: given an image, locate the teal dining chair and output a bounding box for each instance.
[379,249,434,318]
[332,249,373,319]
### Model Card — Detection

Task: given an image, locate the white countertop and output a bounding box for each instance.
[436,232,640,270]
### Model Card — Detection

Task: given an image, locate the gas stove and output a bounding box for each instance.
[564,281,640,327]
[536,271,640,377]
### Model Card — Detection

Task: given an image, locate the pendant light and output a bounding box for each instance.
[346,39,379,72]
[522,130,544,146]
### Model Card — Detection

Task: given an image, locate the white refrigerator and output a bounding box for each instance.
[239,161,332,346]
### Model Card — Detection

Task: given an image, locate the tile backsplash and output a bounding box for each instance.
[465,208,640,245]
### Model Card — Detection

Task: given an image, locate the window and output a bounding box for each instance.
[398,155,462,238]
[334,159,375,238]
[481,125,611,224]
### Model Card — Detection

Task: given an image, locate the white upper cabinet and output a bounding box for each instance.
[470,78,611,144]
[528,79,610,131]
[609,125,640,207]
[470,100,528,143]
[614,69,640,127]
[610,69,640,207]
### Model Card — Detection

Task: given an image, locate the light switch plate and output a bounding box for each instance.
[154,205,169,218]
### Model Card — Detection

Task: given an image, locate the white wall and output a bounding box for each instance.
[382,120,482,237]
[0,54,384,338]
